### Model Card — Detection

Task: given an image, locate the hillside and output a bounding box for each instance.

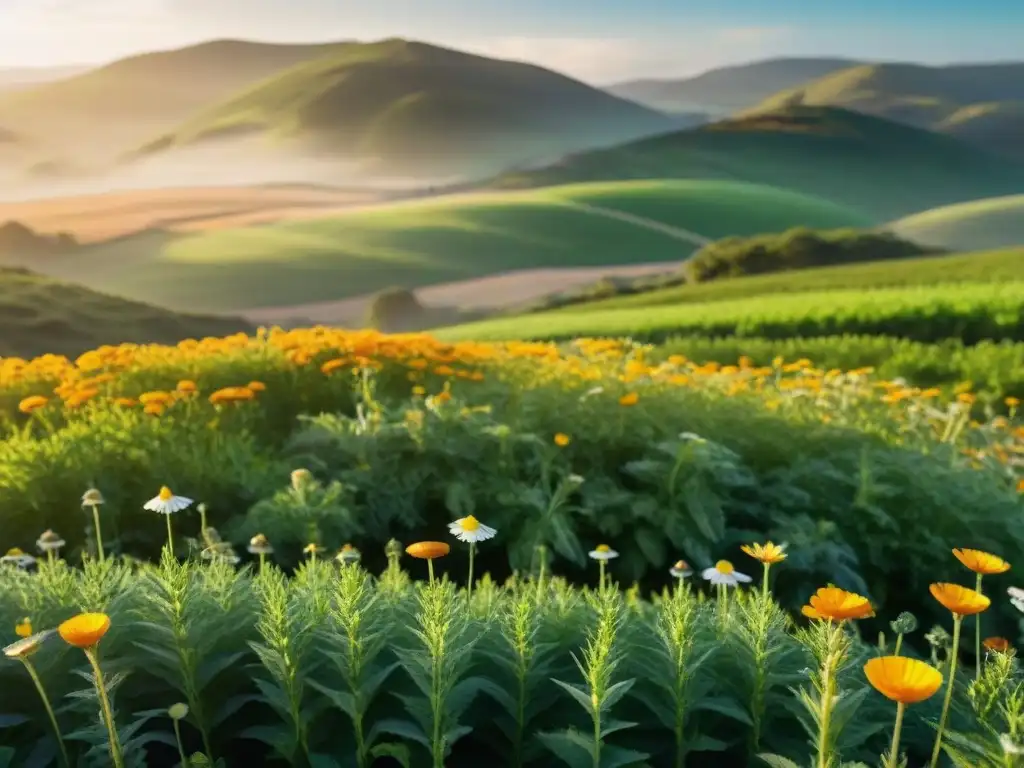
[493,106,1024,220]
[17,180,868,315]
[0,39,352,158]
[0,268,253,359]
[752,62,1024,155]
[138,39,678,178]
[887,195,1024,251]
[607,57,860,114]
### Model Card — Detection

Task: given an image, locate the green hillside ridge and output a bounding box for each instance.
[494,106,1024,219]
[0,267,253,359]
[139,39,678,176]
[887,195,1024,251]
[751,62,1024,155]
[606,57,860,113]
[26,180,865,314]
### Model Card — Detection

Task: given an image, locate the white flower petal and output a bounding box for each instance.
[701,567,719,581]
[734,572,753,583]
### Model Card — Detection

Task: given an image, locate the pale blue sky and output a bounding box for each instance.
[1,0,1019,82]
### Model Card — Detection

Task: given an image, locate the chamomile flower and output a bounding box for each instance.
[588,545,619,561]
[3,628,55,659]
[144,486,193,515]
[1,548,36,569]
[81,488,104,507]
[248,534,274,556]
[448,515,497,544]
[670,560,692,579]
[702,560,752,588]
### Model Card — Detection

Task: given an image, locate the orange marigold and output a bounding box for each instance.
[405,542,450,560]
[58,613,110,649]
[953,548,1010,575]
[863,656,943,704]
[801,586,874,621]
[18,395,48,414]
[619,392,639,407]
[983,636,1011,653]
[930,583,990,616]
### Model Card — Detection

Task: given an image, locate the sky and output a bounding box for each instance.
[1,0,1022,83]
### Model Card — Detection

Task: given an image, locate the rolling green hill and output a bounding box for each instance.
[887,195,1024,251]
[0,39,353,156]
[139,39,678,177]
[0,267,252,359]
[494,106,1024,219]
[607,57,860,114]
[23,180,867,313]
[752,62,1024,155]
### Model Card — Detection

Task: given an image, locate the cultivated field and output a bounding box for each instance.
[887,194,1024,251]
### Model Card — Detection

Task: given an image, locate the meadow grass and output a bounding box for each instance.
[888,194,1024,252]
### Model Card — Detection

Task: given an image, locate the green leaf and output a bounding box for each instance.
[371,718,430,750]
[370,743,411,768]
[758,755,803,768]
[681,476,725,542]
[548,513,586,566]
[0,714,30,728]
[552,678,596,716]
[599,744,650,768]
[537,731,595,768]
[694,696,754,726]
[633,528,666,568]
[599,718,638,739]
[0,748,14,768]
[306,680,356,720]
[601,679,636,712]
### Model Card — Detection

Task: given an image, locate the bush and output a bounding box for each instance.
[683,227,938,283]
[366,287,426,332]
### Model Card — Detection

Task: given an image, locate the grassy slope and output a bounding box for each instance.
[0,268,253,359]
[493,107,1024,220]
[606,57,860,113]
[142,40,675,175]
[550,247,1024,313]
[36,180,867,313]
[887,195,1024,251]
[753,62,1024,154]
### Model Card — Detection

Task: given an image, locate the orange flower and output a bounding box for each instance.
[801,586,874,621]
[554,433,571,447]
[405,542,450,560]
[863,656,943,704]
[58,613,110,648]
[15,618,32,638]
[176,380,198,394]
[930,583,990,616]
[209,387,255,405]
[618,392,639,407]
[247,381,266,392]
[320,359,348,375]
[18,395,48,414]
[953,548,1010,575]
[983,636,1011,653]
[741,541,787,565]
[113,397,138,407]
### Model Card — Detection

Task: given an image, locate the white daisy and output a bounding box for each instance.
[247,534,274,556]
[588,545,619,561]
[144,486,193,515]
[448,515,497,544]
[702,560,752,588]
[303,543,325,557]
[670,560,692,579]
[336,544,362,565]
[36,530,65,553]
[0,548,36,569]
[1009,586,1024,613]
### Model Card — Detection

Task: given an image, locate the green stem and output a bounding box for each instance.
[930,615,963,768]
[593,694,602,768]
[599,560,606,592]
[85,648,124,768]
[173,719,188,768]
[536,549,547,606]
[976,573,984,679]
[166,514,175,558]
[259,552,265,573]
[90,504,105,563]
[428,558,435,585]
[761,563,770,601]
[47,549,55,565]
[817,623,837,768]
[467,542,475,601]
[894,634,903,657]
[21,658,70,768]
[888,702,906,768]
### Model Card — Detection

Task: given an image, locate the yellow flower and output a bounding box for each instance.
[175,380,198,394]
[953,548,1010,575]
[15,618,31,638]
[18,395,48,414]
[58,613,111,649]
[209,386,255,405]
[930,583,990,616]
[1006,397,1020,408]
[801,586,874,621]
[741,541,787,565]
[248,381,266,392]
[405,541,450,559]
[554,433,571,447]
[863,656,943,704]
[618,392,639,407]
[412,385,426,396]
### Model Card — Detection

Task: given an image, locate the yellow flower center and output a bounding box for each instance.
[596,544,611,553]
[6,548,24,556]
[715,560,734,575]
[159,486,173,501]
[461,515,480,532]
[15,619,31,638]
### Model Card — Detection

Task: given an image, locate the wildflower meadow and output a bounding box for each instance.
[1,328,1023,767]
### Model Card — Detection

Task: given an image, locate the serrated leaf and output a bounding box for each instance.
[599,718,638,739]
[371,718,430,750]
[537,731,595,768]
[601,679,636,712]
[552,678,596,716]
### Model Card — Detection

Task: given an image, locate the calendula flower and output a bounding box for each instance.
[554,433,571,447]
[588,545,619,561]
[18,395,48,414]
[670,560,692,579]
[864,656,943,704]
[741,541,787,565]
[336,544,362,565]
[984,637,1011,653]
[1,547,36,568]
[801,586,874,621]
[618,392,639,406]
[247,381,266,392]
[3,628,55,659]
[36,529,65,554]
[953,548,1010,575]
[144,486,193,515]
[405,542,450,559]
[448,515,497,544]
[58,613,110,649]
[175,380,197,394]
[702,560,752,588]
[930,583,990,616]
[248,534,274,556]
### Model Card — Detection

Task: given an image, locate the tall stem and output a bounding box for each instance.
[21,658,70,768]
[85,648,124,768]
[173,719,188,768]
[887,702,906,768]
[761,564,770,601]
[599,560,606,592]
[975,573,984,679]
[817,623,837,768]
[536,548,547,605]
[467,542,475,601]
[90,504,105,563]
[427,558,435,585]
[930,615,963,768]
[894,634,904,657]
[166,514,175,558]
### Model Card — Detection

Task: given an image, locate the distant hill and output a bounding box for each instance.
[887,195,1024,251]
[752,62,1024,155]
[0,39,354,157]
[0,65,89,91]
[0,267,253,359]
[137,39,678,178]
[607,58,860,114]
[492,106,1024,220]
